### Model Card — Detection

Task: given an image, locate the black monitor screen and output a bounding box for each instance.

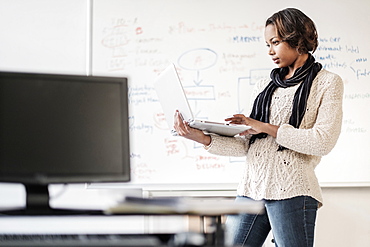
[0,71,130,186]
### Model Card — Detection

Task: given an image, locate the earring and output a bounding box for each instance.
[296,47,302,55]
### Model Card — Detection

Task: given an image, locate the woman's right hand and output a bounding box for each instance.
[173,110,211,146]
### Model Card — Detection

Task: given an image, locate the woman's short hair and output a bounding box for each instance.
[266,8,319,54]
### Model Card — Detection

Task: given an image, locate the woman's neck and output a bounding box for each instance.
[285,53,309,79]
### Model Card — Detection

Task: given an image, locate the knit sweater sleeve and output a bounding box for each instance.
[204,134,250,157]
[276,71,344,156]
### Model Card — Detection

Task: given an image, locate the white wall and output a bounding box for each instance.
[316,187,370,246]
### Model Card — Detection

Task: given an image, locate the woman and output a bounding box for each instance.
[174,8,343,247]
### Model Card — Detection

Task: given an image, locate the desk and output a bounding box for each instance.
[105,196,264,246]
[0,196,264,246]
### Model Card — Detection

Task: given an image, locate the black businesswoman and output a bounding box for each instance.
[174,8,343,247]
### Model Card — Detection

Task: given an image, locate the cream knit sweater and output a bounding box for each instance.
[205,69,343,206]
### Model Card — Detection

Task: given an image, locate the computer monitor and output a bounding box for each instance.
[0,71,130,215]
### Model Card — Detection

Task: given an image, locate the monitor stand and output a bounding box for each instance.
[0,184,103,216]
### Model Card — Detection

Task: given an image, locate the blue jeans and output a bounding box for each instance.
[225,196,318,247]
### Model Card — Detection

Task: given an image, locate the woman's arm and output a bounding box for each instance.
[276,73,344,156]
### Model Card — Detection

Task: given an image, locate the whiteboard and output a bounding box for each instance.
[0,0,88,74]
[2,0,366,186]
[91,0,370,186]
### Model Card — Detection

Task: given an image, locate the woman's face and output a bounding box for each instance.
[264,24,303,70]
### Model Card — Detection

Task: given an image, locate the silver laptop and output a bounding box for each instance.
[153,64,251,137]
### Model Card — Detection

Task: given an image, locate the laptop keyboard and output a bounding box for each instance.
[0,233,163,246]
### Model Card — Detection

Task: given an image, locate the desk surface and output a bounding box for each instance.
[105,197,264,216]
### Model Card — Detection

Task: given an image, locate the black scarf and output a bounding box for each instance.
[249,53,322,151]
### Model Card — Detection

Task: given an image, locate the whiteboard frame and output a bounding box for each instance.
[87,182,370,192]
